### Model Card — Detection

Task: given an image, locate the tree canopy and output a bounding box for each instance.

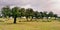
[1,6,58,23]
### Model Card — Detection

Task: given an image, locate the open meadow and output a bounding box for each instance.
[0,18,60,30]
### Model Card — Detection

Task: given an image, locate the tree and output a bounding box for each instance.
[34,11,40,21]
[25,9,30,21]
[43,11,47,17]
[12,7,21,24]
[25,8,34,21]
[48,11,54,18]
[54,14,58,20]
[1,6,11,18]
[28,8,34,21]
[40,12,44,19]
[43,11,49,19]
[20,8,25,17]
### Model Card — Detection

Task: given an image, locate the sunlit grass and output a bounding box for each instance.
[0,18,60,30]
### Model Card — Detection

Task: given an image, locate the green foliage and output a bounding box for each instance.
[1,6,58,22]
[39,12,44,19]
[12,7,20,17]
[43,11,47,17]
[1,6,11,17]
[25,8,34,21]
[20,8,25,17]
[54,14,58,20]
[48,11,54,17]
[54,14,58,17]
[34,11,40,18]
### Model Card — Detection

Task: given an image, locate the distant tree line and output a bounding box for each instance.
[1,6,58,24]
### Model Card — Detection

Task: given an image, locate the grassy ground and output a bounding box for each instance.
[0,18,60,30]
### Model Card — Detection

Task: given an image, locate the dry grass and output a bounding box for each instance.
[0,18,60,30]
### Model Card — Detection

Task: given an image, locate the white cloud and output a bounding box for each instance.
[21,4,33,9]
[0,0,60,16]
[10,6,16,9]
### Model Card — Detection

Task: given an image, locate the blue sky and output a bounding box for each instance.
[0,0,60,16]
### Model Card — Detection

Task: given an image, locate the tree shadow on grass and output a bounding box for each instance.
[0,22,27,25]
[0,23,14,25]
[19,20,39,22]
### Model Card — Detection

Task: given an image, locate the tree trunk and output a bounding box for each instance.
[27,18,28,21]
[26,17,28,21]
[14,16,17,24]
[26,16,29,21]
[47,17,49,21]
[30,17,33,21]
[55,17,56,20]
[30,18,32,21]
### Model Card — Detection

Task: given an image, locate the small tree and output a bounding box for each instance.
[40,12,44,19]
[2,6,11,18]
[28,8,34,21]
[34,11,40,21]
[54,14,58,20]
[48,11,54,18]
[25,8,30,21]
[25,8,34,21]
[12,7,21,24]
[20,8,25,17]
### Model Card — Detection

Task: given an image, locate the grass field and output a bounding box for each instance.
[0,18,60,30]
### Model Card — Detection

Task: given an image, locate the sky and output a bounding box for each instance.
[0,0,60,16]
